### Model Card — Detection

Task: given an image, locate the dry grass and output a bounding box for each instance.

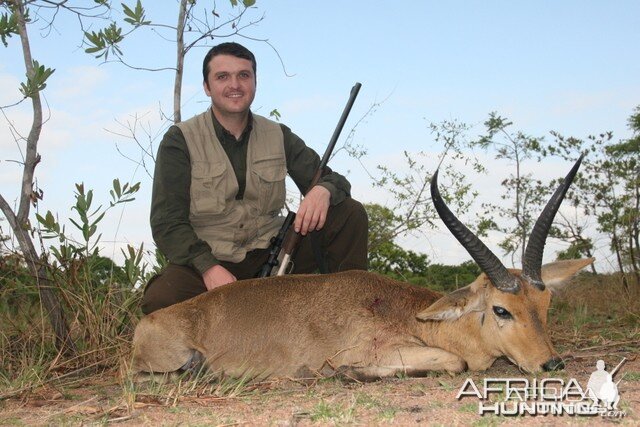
[549,273,639,358]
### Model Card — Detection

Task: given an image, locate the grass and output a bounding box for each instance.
[471,416,503,427]
[438,379,456,392]
[624,371,640,381]
[378,407,398,422]
[0,256,144,400]
[548,272,640,356]
[309,399,357,423]
[120,366,257,412]
[355,392,400,422]
[458,402,478,413]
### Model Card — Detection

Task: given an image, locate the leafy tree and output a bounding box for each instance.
[366,203,431,278]
[361,119,482,254]
[472,112,551,266]
[365,203,483,290]
[0,0,117,351]
[549,106,640,289]
[358,117,485,288]
[555,237,595,263]
[418,261,481,292]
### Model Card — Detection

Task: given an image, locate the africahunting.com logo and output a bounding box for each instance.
[456,358,627,418]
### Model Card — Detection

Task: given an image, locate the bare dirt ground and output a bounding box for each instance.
[1,354,637,426]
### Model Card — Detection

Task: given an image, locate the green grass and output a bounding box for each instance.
[458,402,478,413]
[0,416,26,426]
[378,407,398,422]
[353,392,400,422]
[438,379,456,392]
[354,392,380,409]
[309,400,356,423]
[624,371,640,381]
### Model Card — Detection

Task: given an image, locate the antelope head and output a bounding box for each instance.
[418,157,591,372]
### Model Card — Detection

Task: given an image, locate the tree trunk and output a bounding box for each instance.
[632,186,640,285]
[582,241,597,274]
[173,0,187,124]
[629,234,640,287]
[3,0,75,353]
[611,232,629,292]
[0,196,75,352]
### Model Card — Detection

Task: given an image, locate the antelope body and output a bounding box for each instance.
[133,157,591,380]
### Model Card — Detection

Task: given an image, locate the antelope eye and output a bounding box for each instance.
[493,306,513,319]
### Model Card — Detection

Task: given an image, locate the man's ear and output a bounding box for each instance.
[416,281,486,321]
[203,80,211,96]
[541,258,595,292]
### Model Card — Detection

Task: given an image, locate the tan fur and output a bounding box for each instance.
[132,258,593,380]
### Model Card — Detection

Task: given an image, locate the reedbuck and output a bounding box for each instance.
[133,157,592,380]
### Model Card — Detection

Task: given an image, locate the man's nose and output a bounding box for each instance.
[228,75,241,88]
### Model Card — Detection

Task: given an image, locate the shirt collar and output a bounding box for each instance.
[210,108,253,144]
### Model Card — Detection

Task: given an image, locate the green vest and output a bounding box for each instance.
[177,109,286,262]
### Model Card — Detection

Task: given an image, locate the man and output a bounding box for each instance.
[142,42,368,314]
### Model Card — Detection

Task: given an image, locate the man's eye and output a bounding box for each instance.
[216,74,227,80]
[492,306,513,319]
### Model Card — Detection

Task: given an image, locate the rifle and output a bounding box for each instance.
[257,211,296,278]
[256,82,362,278]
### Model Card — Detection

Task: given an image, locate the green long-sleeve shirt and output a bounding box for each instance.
[150,111,352,274]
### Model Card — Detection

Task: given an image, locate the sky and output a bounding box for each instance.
[1,1,639,272]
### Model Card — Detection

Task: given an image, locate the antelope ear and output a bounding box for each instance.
[541,258,595,292]
[416,280,486,321]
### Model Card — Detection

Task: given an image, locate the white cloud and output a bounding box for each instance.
[50,65,109,102]
[0,71,22,106]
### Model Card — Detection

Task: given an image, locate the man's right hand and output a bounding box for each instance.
[202,264,237,291]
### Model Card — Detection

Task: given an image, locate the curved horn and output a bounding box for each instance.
[431,169,519,293]
[522,155,584,290]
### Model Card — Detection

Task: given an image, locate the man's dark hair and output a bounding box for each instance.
[202,42,257,83]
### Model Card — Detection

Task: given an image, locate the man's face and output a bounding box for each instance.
[204,54,256,117]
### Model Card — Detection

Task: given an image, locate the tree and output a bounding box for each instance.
[0,0,114,351]
[366,203,483,290]
[549,106,640,289]
[473,112,552,266]
[365,203,430,279]
[552,208,597,273]
[361,119,482,252]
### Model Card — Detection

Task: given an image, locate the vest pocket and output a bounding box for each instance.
[191,161,227,215]
[253,156,286,214]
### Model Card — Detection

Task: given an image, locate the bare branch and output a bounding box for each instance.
[101,57,177,73]
[0,97,28,109]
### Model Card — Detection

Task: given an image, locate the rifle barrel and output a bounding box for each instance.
[316,82,362,181]
[276,82,362,276]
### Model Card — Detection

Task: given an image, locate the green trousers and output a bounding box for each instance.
[141,198,368,314]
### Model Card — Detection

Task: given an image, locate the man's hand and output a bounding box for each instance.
[295,185,331,236]
[202,264,236,291]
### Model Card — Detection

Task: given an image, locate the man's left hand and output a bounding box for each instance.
[295,185,330,236]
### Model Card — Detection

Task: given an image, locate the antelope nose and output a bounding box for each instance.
[542,357,565,371]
